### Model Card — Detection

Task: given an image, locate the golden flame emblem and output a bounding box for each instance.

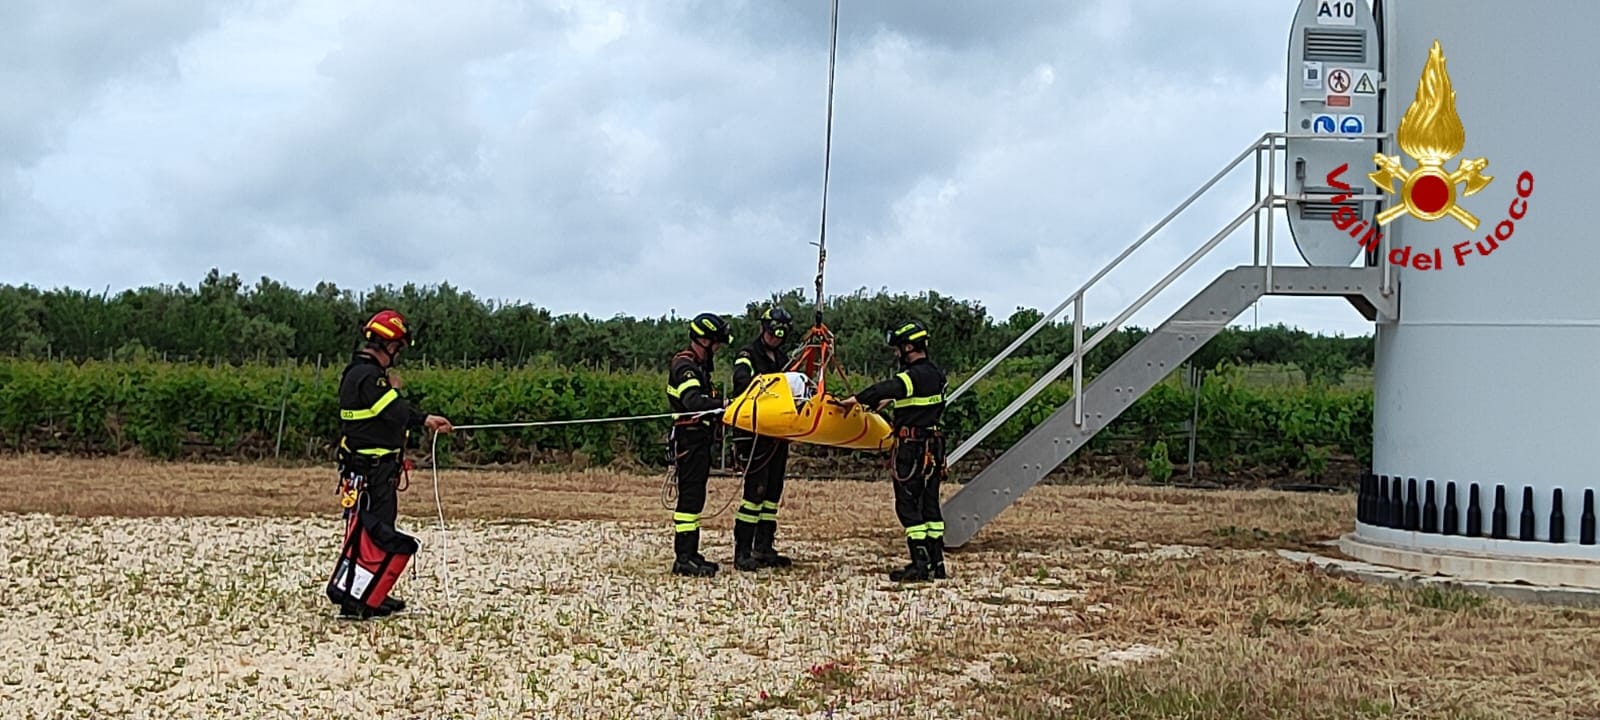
[1369,40,1493,230]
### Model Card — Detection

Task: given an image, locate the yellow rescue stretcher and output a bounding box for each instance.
[719,323,894,452]
[721,372,893,451]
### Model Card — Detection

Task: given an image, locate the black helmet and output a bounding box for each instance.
[689,312,731,344]
[760,306,794,339]
[885,320,929,349]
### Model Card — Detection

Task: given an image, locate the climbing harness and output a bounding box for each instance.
[889,426,947,484]
[326,452,420,617]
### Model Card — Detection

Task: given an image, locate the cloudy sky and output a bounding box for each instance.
[1,0,1375,337]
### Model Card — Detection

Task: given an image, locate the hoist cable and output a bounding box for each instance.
[812,0,841,329]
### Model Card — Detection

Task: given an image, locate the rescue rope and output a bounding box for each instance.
[423,406,729,607]
[445,409,721,431]
[658,446,747,518]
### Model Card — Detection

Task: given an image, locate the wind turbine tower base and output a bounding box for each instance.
[1342,0,1600,587]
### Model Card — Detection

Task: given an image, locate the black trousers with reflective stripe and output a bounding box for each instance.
[891,436,945,540]
[673,425,713,531]
[671,425,715,560]
[735,430,788,518]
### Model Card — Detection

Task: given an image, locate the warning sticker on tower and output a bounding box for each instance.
[1327,68,1353,95]
[1354,71,1377,95]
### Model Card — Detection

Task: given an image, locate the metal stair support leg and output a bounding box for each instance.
[941,265,1391,549]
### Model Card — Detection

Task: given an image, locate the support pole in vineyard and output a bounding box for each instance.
[274,359,292,460]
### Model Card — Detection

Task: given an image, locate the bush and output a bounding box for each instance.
[0,358,1373,481]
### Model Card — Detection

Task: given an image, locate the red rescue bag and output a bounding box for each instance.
[325,512,417,611]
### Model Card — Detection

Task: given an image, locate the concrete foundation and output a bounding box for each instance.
[1282,546,1600,608]
[1337,532,1600,589]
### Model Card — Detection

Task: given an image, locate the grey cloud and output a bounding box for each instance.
[1,0,1372,338]
[0,1,228,270]
[136,2,565,269]
[685,0,1096,54]
[0,2,226,167]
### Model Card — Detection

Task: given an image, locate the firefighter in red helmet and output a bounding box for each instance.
[325,309,453,619]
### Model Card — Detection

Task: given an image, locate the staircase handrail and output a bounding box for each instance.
[944,130,1391,466]
[946,196,1267,465]
[946,131,1271,404]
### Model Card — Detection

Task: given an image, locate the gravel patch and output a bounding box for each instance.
[0,512,1155,719]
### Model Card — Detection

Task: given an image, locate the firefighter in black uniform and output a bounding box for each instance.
[729,306,795,571]
[328,310,453,618]
[838,321,949,583]
[666,312,732,577]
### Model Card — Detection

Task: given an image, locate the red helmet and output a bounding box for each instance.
[363,310,413,346]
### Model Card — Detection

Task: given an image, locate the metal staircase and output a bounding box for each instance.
[939,131,1398,549]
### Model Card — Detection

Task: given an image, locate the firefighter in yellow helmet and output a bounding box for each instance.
[665,312,732,577]
[729,306,796,571]
[838,320,949,582]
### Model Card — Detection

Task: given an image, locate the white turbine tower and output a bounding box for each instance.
[1313,0,1600,587]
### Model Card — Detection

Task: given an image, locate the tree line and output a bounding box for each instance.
[0,268,1374,383]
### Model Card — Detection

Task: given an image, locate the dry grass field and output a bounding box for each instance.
[2,453,1597,719]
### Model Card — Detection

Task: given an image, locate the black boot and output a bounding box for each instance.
[752,519,792,568]
[338,599,393,620]
[733,521,762,572]
[672,530,718,577]
[380,596,407,613]
[888,538,932,583]
[928,537,947,579]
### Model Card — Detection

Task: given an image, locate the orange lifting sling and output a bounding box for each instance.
[721,323,893,452]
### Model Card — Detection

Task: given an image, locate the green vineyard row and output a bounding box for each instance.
[0,358,1373,479]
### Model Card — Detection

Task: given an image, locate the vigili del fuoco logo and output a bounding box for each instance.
[1324,40,1534,271]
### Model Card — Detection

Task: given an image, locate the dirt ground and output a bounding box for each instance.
[1,453,1596,719]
